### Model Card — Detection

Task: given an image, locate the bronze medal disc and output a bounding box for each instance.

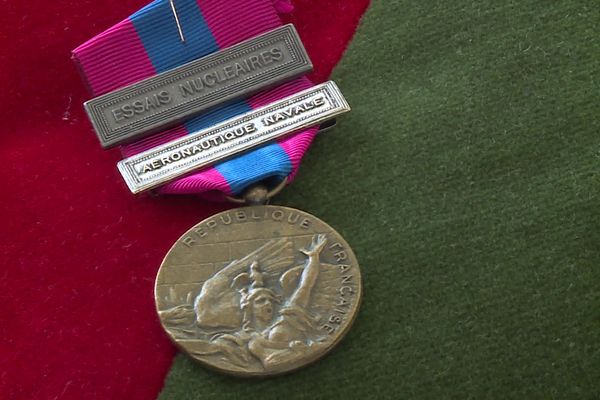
[155,205,362,376]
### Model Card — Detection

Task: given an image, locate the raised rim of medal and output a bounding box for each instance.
[153,205,363,377]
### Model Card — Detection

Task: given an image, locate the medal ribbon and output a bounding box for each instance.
[73,0,316,196]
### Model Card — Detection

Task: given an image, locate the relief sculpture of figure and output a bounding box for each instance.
[160,233,337,373]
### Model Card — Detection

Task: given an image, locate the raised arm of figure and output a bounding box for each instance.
[288,234,327,309]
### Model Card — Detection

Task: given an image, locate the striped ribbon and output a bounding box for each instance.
[73,0,316,196]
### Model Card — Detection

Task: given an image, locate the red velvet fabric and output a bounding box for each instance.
[0,1,369,398]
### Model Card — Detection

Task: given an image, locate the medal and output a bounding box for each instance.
[157,204,361,375]
[72,0,362,376]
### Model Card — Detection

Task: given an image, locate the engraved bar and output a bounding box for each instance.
[118,81,350,193]
[85,24,313,148]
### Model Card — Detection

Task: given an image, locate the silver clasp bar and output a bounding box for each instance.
[118,81,350,193]
[85,24,312,148]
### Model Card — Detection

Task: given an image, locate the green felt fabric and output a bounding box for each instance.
[159,1,600,398]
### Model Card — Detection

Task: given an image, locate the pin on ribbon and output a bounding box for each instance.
[169,0,185,42]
